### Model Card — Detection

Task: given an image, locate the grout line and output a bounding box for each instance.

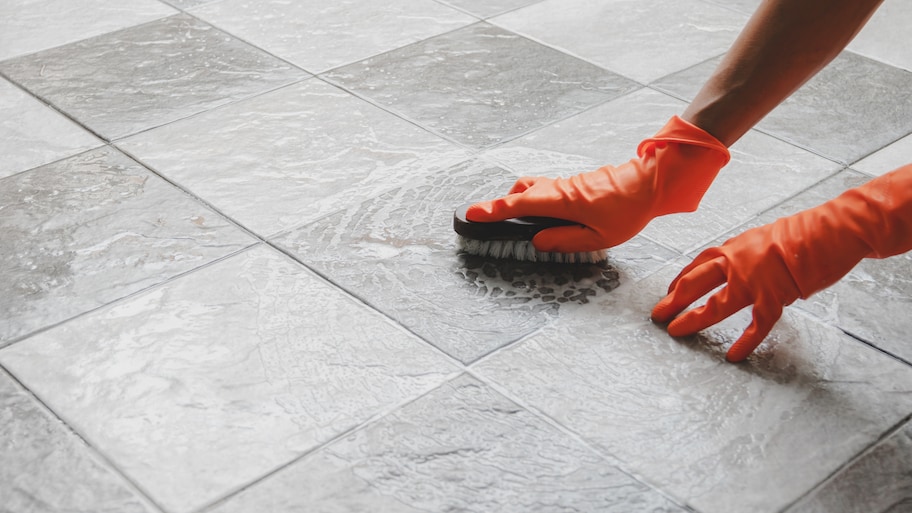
[463,366,697,512]
[0,243,261,350]
[315,73,481,153]
[675,163,850,258]
[263,239,470,369]
[777,411,912,513]
[839,328,912,368]
[193,372,470,513]
[0,68,110,143]
[0,364,170,513]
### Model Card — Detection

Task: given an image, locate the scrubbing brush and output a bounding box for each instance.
[453,203,608,264]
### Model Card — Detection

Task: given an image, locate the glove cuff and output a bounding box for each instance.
[639,116,731,216]
[637,115,731,166]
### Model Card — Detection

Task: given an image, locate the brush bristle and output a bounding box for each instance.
[457,236,607,264]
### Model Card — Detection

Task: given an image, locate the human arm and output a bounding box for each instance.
[684,0,885,146]
[466,0,885,252]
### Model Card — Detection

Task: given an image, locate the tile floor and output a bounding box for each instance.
[1,1,911,512]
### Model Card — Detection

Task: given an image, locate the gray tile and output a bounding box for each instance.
[325,22,638,149]
[0,0,175,61]
[483,88,686,177]
[485,87,841,254]
[701,0,761,16]
[848,0,912,72]
[162,0,218,8]
[491,0,748,83]
[853,134,912,177]
[274,158,666,364]
[788,420,912,513]
[438,0,543,18]
[652,51,912,164]
[0,146,254,345]
[209,375,687,513]
[642,129,841,253]
[726,170,912,364]
[191,0,474,73]
[0,77,101,179]
[0,369,154,513]
[118,79,469,237]
[0,14,307,140]
[0,246,459,513]
[474,265,912,513]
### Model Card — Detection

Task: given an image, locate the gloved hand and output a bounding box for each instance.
[652,165,912,362]
[466,116,731,251]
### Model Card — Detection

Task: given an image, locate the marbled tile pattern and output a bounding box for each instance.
[0,14,307,140]
[191,0,474,73]
[0,146,253,345]
[0,0,175,61]
[853,134,912,176]
[474,266,912,513]
[119,79,469,237]
[0,369,153,513]
[491,0,748,83]
[653,51,912,164]
[788,419,912,513]
[210,374,688,513]
[325,22,638,148]
[274,159,670,364]
[3,0,912,511]
[0,247,460,513]
[0,77,100,179]
[438,0,544,18]
[848,0,912,72]
[161,0,217,8]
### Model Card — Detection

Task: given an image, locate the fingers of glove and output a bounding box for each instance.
[666,284,750,337]
[465,195,524,222]
[531,225,608,253]
[508,176,548,194]
[651,257,727,323]
[726,298,783,362]
[667,247,724,293]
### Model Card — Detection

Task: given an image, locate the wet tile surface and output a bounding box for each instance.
[0,246,460,513]
[275,158,673,364]
[788,419,912,513]
[473,265,912,513]
[0,14,307,140]
[0,146,254,345]
[438,0,543,18]
[119,79,469,237]
[4,1,911,510]
[491,0,748,84]
[0,369,153,513]
[0,77,101,179]
[653,51,912,164]
[274,160,617,363]
[0,0,174,61]
[191,0,474,74]
[210,374,687,513]
[325,22,638,148]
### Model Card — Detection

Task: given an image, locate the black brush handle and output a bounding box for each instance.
[453,203,581,241]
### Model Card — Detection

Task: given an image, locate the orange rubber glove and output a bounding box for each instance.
[466,116,730,252]
[652,165,912,362]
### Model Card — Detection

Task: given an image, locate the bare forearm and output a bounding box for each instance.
[683,0,883,147]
